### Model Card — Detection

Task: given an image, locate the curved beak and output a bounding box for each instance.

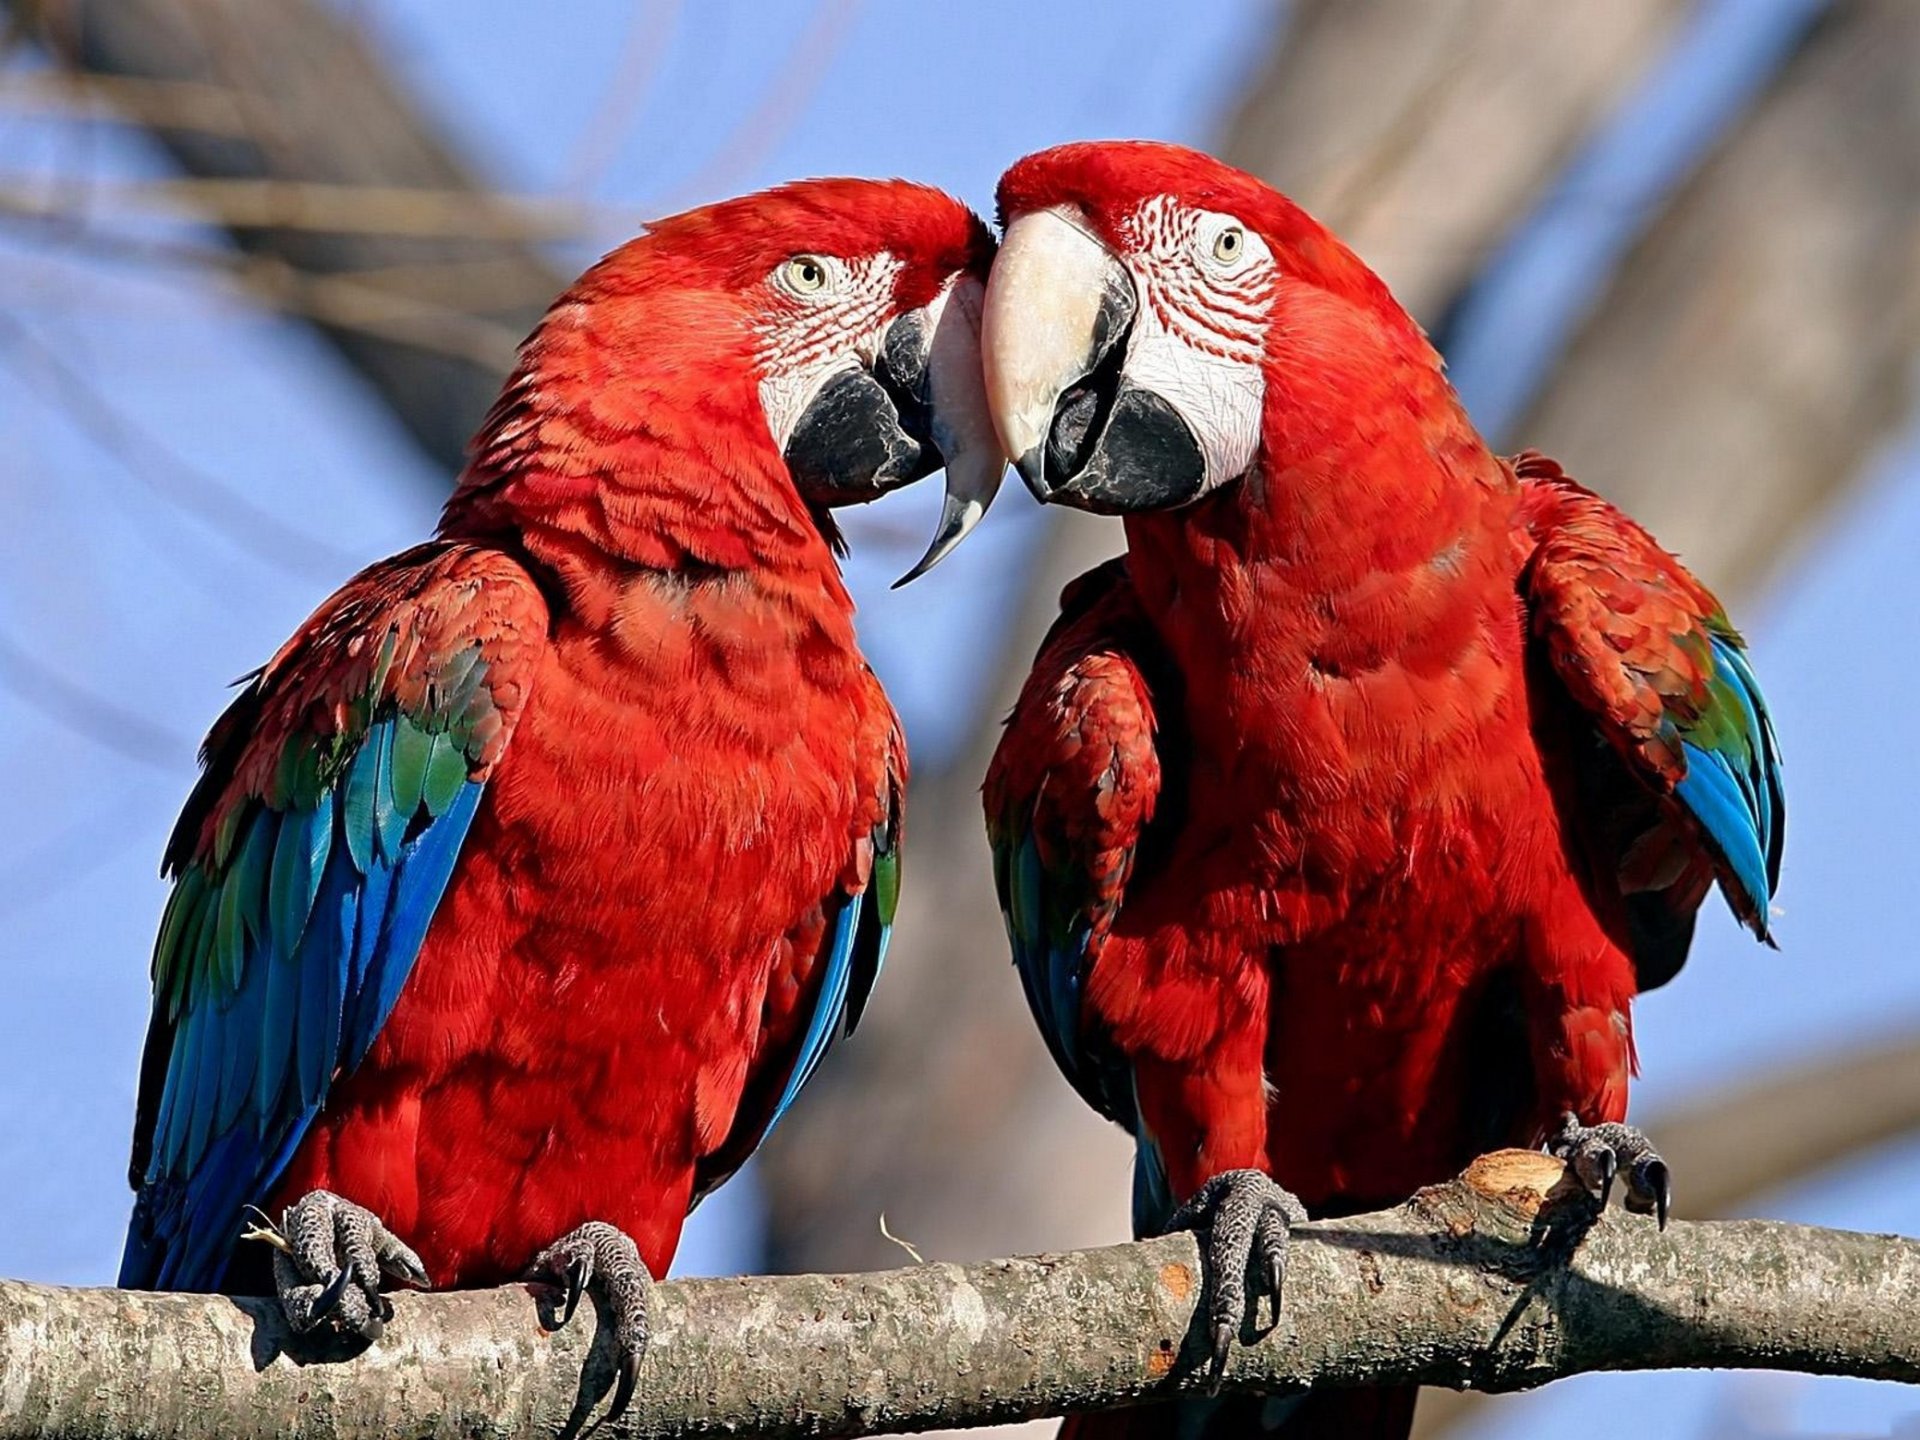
[894,274,1007,586]
[781,273,1006,569]
[983,208,1203,514]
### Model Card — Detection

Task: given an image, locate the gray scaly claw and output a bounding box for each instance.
[527,1220,652,1423]
[1550,1113,1672,1229]
[1165,1169,1309,1392]
[243,1189,429,1340]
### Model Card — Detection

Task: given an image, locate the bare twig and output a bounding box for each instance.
[0,173,627,240]
[0,68,251,136]
[4,1153,1917,1440]
[13,0,573,476]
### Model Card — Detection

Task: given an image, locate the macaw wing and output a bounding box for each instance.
[122,543,548,1291]
[692,722,904,1203]
[1516,454,1784,988]
[984,559,1162,1134]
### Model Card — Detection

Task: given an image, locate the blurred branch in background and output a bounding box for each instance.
[0,310,365,578]
[5,0,568,478]
[1221,0,1689,322]
[0,626,190,772]
[1516,0,1920,600]
[0,175,625,240]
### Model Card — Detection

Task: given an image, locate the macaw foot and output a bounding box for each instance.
[242,1189,430,1340]
[526,1220,652,1422]
[1165,1169,1309,1391]
[1549,1113,1672,1228]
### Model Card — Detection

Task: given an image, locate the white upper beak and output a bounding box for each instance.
[897,273,1007,584]
[981,207,1126,481]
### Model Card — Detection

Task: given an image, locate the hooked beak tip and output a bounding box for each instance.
[1014,446,1050,500]
[893,492,990,587]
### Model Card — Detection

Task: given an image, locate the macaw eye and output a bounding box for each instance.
[783,255,831,294]
[1211,226,1245,264]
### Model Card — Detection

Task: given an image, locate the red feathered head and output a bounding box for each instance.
[457,178,1004,579]
[983,140,1435,515]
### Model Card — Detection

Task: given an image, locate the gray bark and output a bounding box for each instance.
[1220,0,1688,324]
[5,1154,1918,1440]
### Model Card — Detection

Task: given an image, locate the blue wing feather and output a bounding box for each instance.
[120,714,486,1292]
[343,782,481,1071]
[1674,634,1785,939]
[696,803,897,1200]
[766,892,863,1131]
[994,829,1131,1129]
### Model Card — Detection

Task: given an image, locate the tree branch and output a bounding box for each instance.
[7,1153,1917,1440]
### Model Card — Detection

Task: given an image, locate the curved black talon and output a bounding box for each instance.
[558,1253,590,1328]
[528,1220,652,1424]
[310,1264,358,1330]
[1164,1169,1309,1391]
[1550,1114,1673,1230]
[1629,1156,1673,1229]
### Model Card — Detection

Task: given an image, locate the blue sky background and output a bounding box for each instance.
[1,4,1914,1435]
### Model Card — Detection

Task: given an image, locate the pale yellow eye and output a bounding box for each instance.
[784,255,829,294]
[1211,226,1245,264]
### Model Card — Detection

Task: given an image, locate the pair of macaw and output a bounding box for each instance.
[121,143,1781,1440]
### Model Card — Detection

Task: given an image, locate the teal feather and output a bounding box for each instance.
[370,720,408,861]
[180,1012,221,1176]
[435,645,487,721]
[254,916,302,1116]
[267,809,308,962]
[388,716,432,821]
[230,809,272,944]
[422,731,467,817]
[341,737,381,874]
[365,626,399,705]
[161,877,205,1023]
[181,877,222,1009]
[214,864,246,995]
[873,838,901,928]
[214,941,266,1136]
[152,865,203,991]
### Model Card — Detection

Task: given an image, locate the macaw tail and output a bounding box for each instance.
[1058,1386,1417,1440]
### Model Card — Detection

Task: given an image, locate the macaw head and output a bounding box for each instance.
[461,178,1004,578]
[981,140,1432,515]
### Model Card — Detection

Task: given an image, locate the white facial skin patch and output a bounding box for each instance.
[756,251,904,452]
[1117,196,1276,498]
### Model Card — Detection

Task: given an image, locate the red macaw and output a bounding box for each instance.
[974,142,1783,1439]
[120,178,1001,1414]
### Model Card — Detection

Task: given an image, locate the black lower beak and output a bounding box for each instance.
[783,359,938,505]
[1020,304,1207,515]
[1042,383,1207,514]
